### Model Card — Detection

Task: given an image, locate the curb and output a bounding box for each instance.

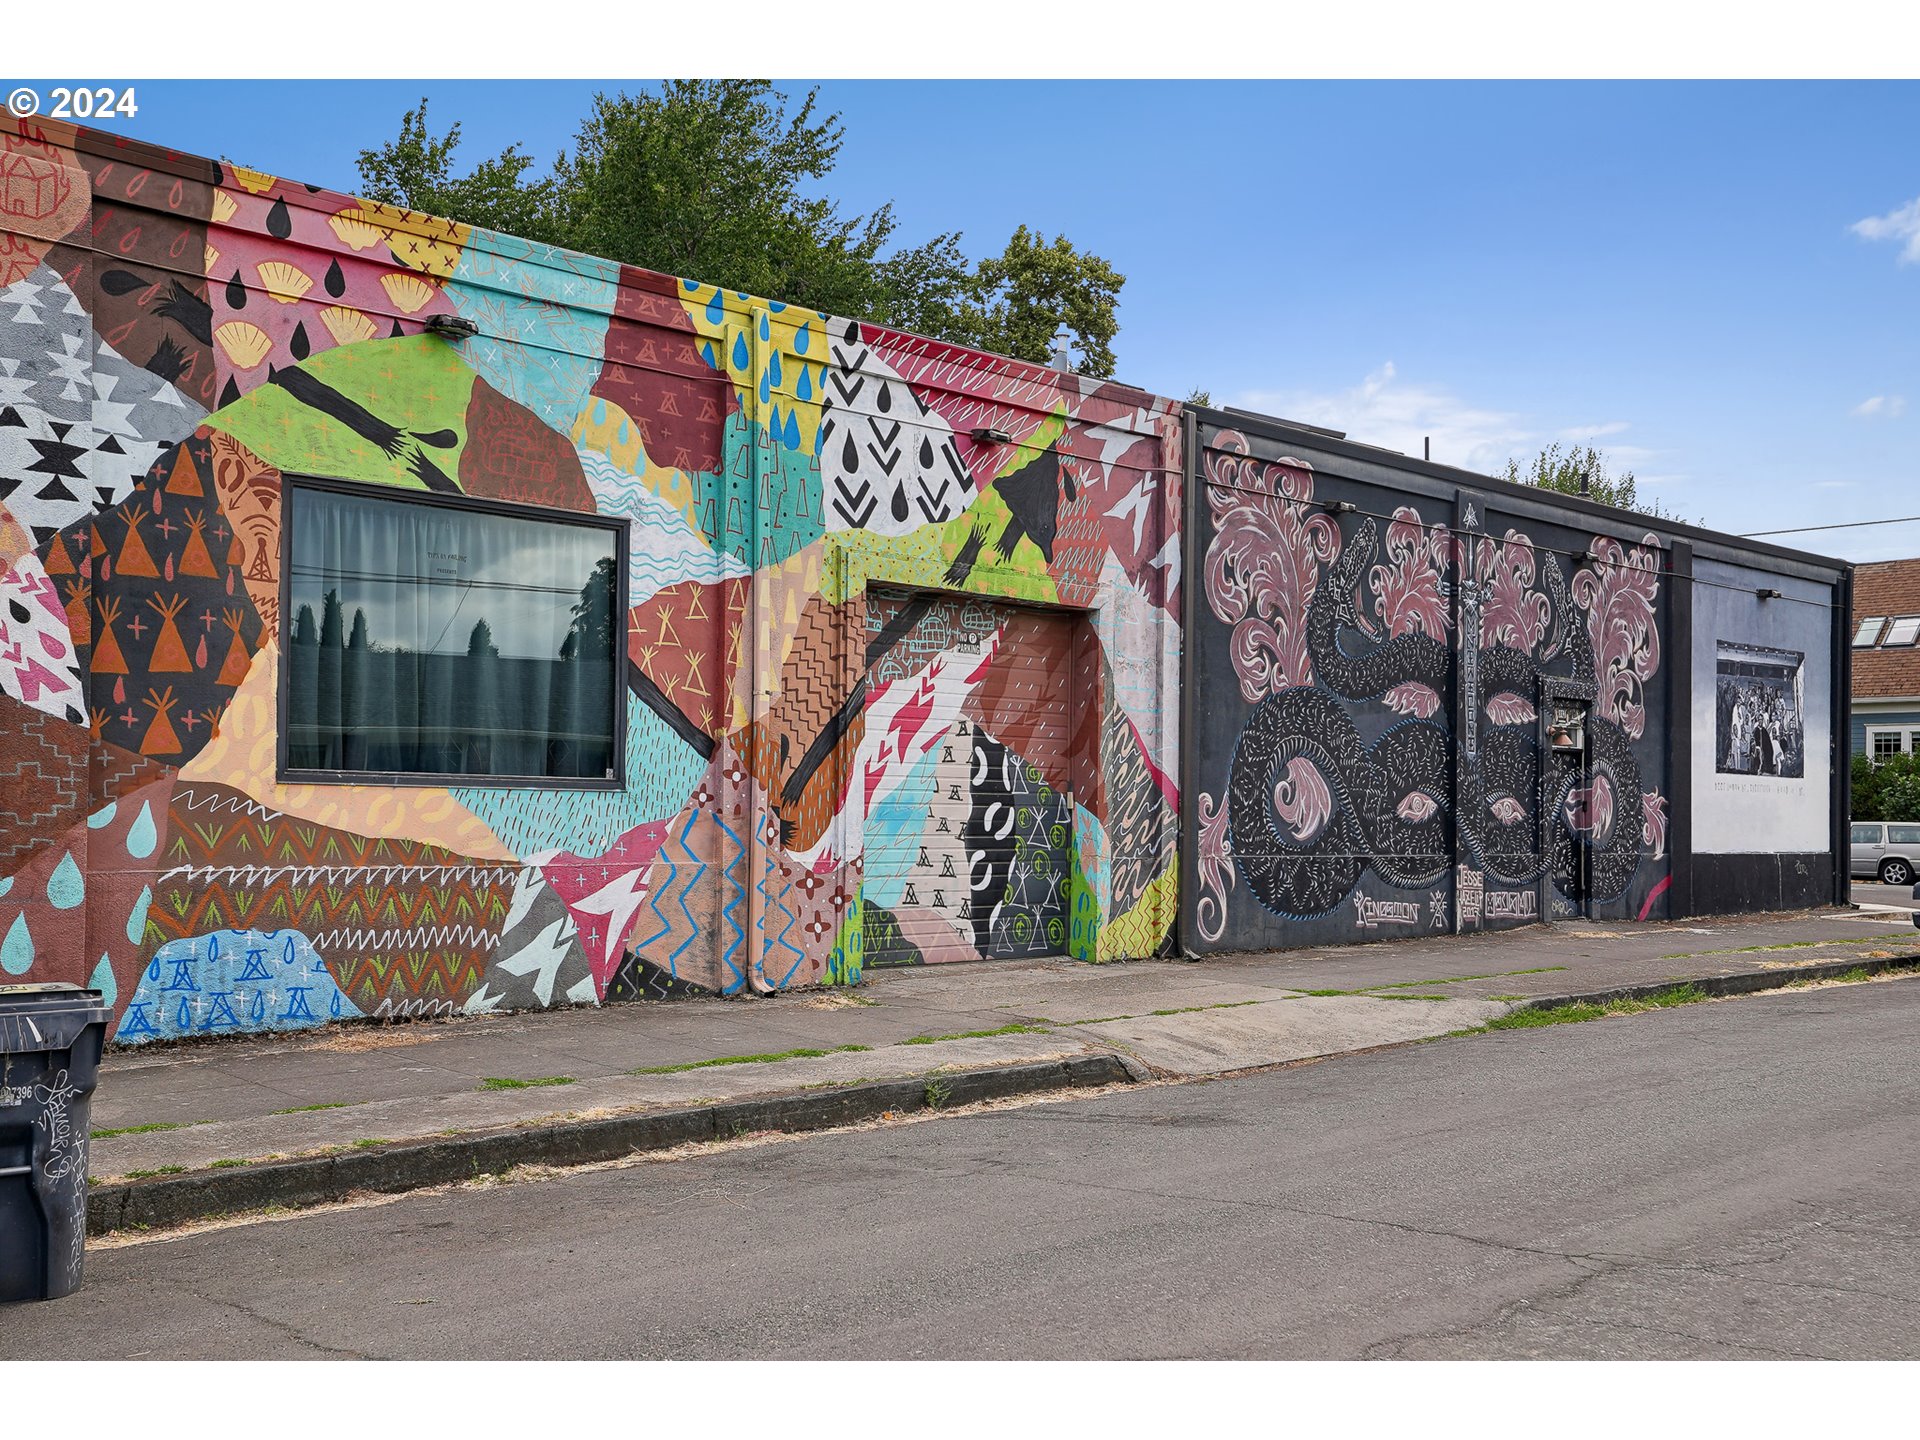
[86,1053,1130,1236]
[1505,950,1920,1016]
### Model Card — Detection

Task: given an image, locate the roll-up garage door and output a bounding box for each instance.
[862,588,1075,967]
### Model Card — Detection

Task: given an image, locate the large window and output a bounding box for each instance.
[1884,616,1920,647]
[282,480,626,786]
[1867,727,1920,765]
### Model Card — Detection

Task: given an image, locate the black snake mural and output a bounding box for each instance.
[1198,448,1663,939]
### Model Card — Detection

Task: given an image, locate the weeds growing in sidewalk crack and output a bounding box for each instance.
[901,1024,1043,1045]
[271,1102,354,1115]
[480,1075,576,1090]
[91,1120,188,1139]
[1484,983,1709,1031]
[631,1045,871,1075]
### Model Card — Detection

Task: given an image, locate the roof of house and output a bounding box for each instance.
[1854,558,1920,698]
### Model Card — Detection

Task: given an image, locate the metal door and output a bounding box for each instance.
[862,589,1075,966]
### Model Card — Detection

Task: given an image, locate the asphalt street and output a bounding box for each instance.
[6,979,1918,1359]
[1852,880,1920,911]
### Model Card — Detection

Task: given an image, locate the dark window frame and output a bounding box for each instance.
[276,472,630,792]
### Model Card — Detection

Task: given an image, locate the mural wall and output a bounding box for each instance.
[1690,557,1834,857]
[1184,423,1675,952]
[0,119,1181,1042]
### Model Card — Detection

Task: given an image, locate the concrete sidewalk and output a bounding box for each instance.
[85,905,1920,1228]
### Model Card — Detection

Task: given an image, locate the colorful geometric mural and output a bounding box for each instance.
[0,116,1182,1042]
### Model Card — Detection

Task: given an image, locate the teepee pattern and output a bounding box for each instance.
[85,428,265,761]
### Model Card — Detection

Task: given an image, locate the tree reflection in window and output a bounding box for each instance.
[284,484,622,782]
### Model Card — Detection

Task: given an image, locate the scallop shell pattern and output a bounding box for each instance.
[328,211,387,252]
[209,189,238,225]
[380,272,438,315]
[319,306,378,346]
[213,321,273,370]
[256,261,313,304]
[230,166,276,195]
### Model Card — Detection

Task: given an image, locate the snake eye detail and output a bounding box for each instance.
[1396,792,1438,823]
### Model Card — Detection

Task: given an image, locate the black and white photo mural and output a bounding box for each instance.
[1690,557,1833,872]
[1714,641,1805,780]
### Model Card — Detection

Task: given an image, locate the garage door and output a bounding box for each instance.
[862,588,1076,967]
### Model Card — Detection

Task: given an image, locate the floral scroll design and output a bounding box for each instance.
[1202,433,1341,701]
[1474,530,1553,654]
[1195,789,1235,944]
[1370,506,1452,642]
[1573,533,1663,741]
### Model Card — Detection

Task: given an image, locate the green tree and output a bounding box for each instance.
[355,100,562,244]
[1855,750,1920,821]
[962,227,1125,379]
[355,83,1124,375]
[1502,442,1686,522]
[1884,772,1920,824]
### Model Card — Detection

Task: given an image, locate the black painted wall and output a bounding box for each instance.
[1180,411,1847,955]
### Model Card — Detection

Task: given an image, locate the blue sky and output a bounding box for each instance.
[32,78,1920,560]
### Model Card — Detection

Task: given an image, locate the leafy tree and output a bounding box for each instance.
[1186,388,1214,407]
[355,100,562,244]
[1885,773,1920,824]
[1502,442,1686,523]
[963,227,1125,379]
[1854,749,1920,821]
[355,83,1124,376]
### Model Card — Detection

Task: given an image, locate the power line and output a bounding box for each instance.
[1740,514,1920,538]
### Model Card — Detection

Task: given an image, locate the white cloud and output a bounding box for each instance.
[1852,197,1920,264]
[1232,362,1533,475]
[1852,394,1907,419]
[1230,363,1673,486]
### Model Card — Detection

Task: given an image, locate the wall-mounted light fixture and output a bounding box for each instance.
[1757,587,1783,601]
[423,313,480,340]
[970,427,1013,445]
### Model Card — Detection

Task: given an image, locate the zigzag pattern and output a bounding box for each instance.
[160,864,523,888]
[307,925,501,953]
[630,807,711,988]
[717,816,746,994]
[0,698,85,873]
[757,856,806,990]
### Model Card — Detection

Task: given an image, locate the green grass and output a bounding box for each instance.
[479,1076,576,1090]
[1363,965,1569,991]
[351,1138,387,1150]
[208,1157,251,1169]
[1657,939,1851,960]
[90,1120,186,1139]
[631,1045,870,1075]
[1148,1000,1261,1017]
[270,1102,353,1115]
[900,1024,1043,1045]
[1482,983,1709,1031]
